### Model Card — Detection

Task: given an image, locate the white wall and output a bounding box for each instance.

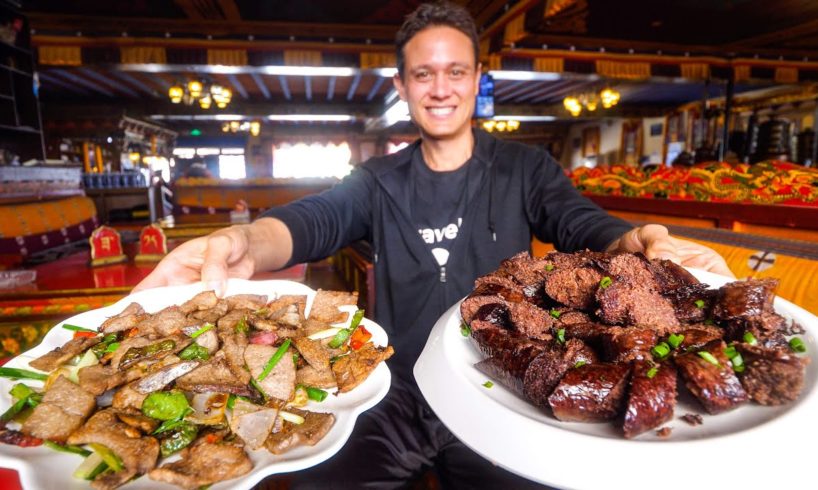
[562,119,623,169]
[641,116,665,164]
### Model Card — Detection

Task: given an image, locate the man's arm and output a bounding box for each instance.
[133,217,293,296]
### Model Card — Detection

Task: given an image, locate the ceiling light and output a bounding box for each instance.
[266,114,355,122]
[489,70,562,81]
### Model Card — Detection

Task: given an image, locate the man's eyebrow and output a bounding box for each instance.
[410,62,473,72]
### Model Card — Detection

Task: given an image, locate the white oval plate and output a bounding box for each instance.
[0,279,391,490]
[414,269,817,490]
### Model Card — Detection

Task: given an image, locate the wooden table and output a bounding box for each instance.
[158,212,258,239]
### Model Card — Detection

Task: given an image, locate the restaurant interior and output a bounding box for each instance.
[1,0,818,487]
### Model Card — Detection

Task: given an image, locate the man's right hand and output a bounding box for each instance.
[133,225,256,296]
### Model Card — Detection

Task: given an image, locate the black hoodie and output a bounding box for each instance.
[263,129,632,381]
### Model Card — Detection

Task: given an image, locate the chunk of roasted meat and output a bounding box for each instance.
[735,343,810,405]
[713,278,788,346]
[264,408,336,454]
[674,340,748,414]
[148,441,252,490]
[21,375,96,443]
[548,363,631,422]
[623,360,677,438]
[332,343,394,393]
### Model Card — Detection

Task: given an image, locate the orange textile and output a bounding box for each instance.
[0,196,96,238]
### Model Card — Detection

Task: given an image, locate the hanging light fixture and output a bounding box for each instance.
[481,119,521,133]
[563,87,620,117]
[167,80,232,109]
[221,119,262,135]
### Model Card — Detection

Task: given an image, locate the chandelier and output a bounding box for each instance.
[563,88,620,117]
[481,119,521,133]
[222,120,261,136]
[168,80,233,109]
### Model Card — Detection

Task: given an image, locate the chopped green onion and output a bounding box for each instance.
[61,324,98,333]
[730,353,745,373]
[646,366,659,379]
[250,377,268,400]
[0,367,48,381]
[556,328,566,344]
[667,333,685,350]
[257,339,292,381]
[697,351,720,366]
[190,323,214,339]
[550,309,561,319]
[694,299,705,309]
[599,276,613,289]
[44,441,92,457]
[329,353,348,364]
[743,331,758,345]
[349,309,365,331]
[574,361,586,369]
[327,328,351,349]
[651,342,671,360]
[88,443,124,472]
[153,417,189,435]
[227,394,236,410]
[545,264,554,271]
[789,337,807,353]
[305,386,328,402]
[704,318,715,325]
[723,346,738,359]
[10,383,36,401]
[72,452,107,480]
[104,342,120,354]
[460,321,471,337]
[235,316,249,334]
[292,353,299,365]
[482,381,494,388]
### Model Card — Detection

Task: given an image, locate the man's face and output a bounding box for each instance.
[394,26,480,142]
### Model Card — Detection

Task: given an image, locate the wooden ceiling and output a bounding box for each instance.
[23,0,818,136]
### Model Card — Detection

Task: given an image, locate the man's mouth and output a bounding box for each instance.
[427,106,456,117]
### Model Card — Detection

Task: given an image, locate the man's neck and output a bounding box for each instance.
[419,130,474,172]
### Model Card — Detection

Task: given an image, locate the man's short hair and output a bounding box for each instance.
[395,1,480,78]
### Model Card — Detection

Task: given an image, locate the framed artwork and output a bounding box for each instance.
[620,119,643,166]
[582,126,600,157]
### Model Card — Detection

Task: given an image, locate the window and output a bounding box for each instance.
[219,154,246,180]
[273,142,352,179]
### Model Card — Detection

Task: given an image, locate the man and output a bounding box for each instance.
[136,2,732,487]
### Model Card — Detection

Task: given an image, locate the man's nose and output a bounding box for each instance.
[430,73,452,98]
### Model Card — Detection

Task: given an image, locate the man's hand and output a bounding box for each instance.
[608,224,735,278]
[133,226,256,296]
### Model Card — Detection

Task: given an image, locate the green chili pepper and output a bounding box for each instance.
[178,343,210,361]
[305,386,328,402]
[141,391,190,421]
[159,422,199,458]
[120,339,176,369]
[328,329,351,349]
[235,316,249,334]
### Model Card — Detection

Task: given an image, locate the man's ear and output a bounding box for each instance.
[473,62,482,94]
[393,73,407,101]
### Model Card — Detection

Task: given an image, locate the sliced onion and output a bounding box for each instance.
[307,328,342,340]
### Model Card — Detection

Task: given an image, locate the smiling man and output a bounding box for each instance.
[136,2,731,488]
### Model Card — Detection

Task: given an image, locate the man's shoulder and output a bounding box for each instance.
[360,140,418,176]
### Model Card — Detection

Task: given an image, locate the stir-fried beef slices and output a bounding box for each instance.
[464,251,810,438]
[3,288,392,489]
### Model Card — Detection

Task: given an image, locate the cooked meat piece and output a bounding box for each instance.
[474,356,527,397]
[265,408,335,454]
[599,252,660,292]
[224,294,268,311]
[176,352,254,396]
[229,398,279,449]
[648,258,700,293]
[546,250,608,269]
[309,290,358,323]
[523,339,598,409]
[670,324,724,350]
[674,340,748,414]
[474,341,553,398]
[494,252,550,301]
[560,321,610,350]
[148,441,252,490]
[548,363,631,422]
[680,413,703,426]
[189,301,229,324]
[138,305,197,337]
[78,364,127,396]
[663,283,714,324]
[112,382,149,411]
[217,308,250,332]
[100,302,146,334]
[293,336,332,371]
[29,336,102,372]
[470,328,549,364]
[117,335,192,371]
[508,301,554,341]
[472,275,526,302]
[20,376,95,442]
[544,266,604,310]
[461,294,507,326]
[299,318,333,337]
[179,326,220,353]
[469,303,512,332]
[554,309,592,326]
[219,330,251,384]
[249,330,278,345]
[135,360,201,394]
[262,294,307,325]
[245,343,296,401]
[332,343,394,393]
[68,408,159,477]
[602,327,657,363]
[623,360,677,438]
[116,410,160,434]
[596,279,680,333]
[110,337,154,371]
[296,365,337,389]
[180,290,219,314]
[735,343,810,405]
[713,278,779,321]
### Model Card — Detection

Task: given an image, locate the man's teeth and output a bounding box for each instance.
[428,107,455,116]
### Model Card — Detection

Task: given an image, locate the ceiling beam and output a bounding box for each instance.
[723,18,818,51]
[174,0,205,20]
[250,73,270,99]
[28,13,397,41]
[217,0,241,21]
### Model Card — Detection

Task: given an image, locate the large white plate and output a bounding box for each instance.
[414,269,818,490]
[0,279,391,490]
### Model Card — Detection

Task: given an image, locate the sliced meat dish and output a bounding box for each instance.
[138,306,196,337]
[293,336,332,371]
[674,340,748,414]
[100,302,146,334]
[224,294,268,311]
[29,335,101,372]
[523,339,598,410]
[179,290,219,314]
[264,408,335,454]
[21,375,96,442]
[308,290,358,324]
[296,365,337,389]
[548,363,631,422]
[245,343,296,402]
[670,324,724,350]
[78,364,127,396]
[332,343,394,393]
[623,360,677,438]
[149,441,252,490]
[602,327,657,363]
[663,283,714,324]
[175,352,254,396]
[735,343,810,405]
[596,278,680,333]
[599,252,660,292]
[543,266,604,310]
[648,258,700,293]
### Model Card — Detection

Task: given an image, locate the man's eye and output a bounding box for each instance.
[451,69,464,78]
[414,71,431,81]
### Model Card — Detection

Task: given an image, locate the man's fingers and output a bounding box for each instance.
[132,265,170,292]
[200,234,235,296]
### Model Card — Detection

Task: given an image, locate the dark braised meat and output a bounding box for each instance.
[649,258,700,293]
[507,301,554,341]
[470,328,550,367]
[713,279,788,346]
[602,327,657,363]
[548,362,631,422]
[469,303,513,332]
[598,252,660,293]
[674,340,748,414]
[596,278,680,333]
[663,283,715,324]
[735,343,810,405]
[460,295,507,327]
[543,265,604,310]
[670,324,724,351]
[623,360,677,438]
[523,339,598,409]
[495,252,549,301]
